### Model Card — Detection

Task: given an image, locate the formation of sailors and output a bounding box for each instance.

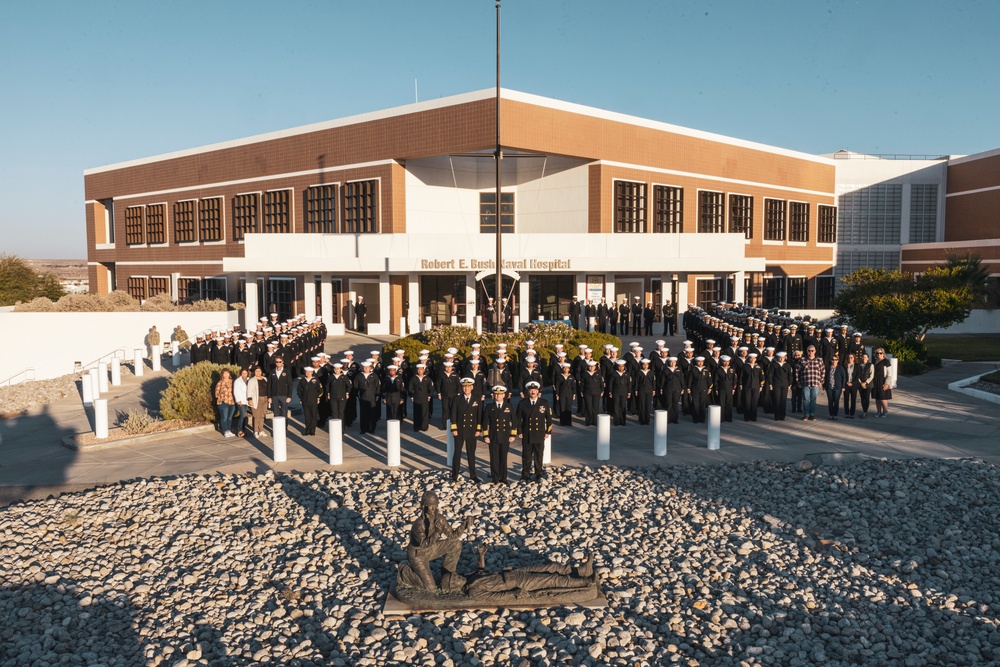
[188,313,328,375]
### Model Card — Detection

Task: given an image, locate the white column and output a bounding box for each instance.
[654,409,668,456]
[82,372,94,407]
[450,315,458,326]
[424,316,433,332]
[171,341,181,367]
[518,277,530,324]
[97,362,109,394]
[151,344,162,372]
[89,368,100,397]
[445,420,455,466]
[328,419,343,465]
[303,277,317,322]
[244,275,259,325]
[543,434,552,464]
[676,274,689,328]
[399,316,407,337]
[273,416,287,462]
[408,273,421,333]
[170,272,180,303]
[465,274,476,327]
[512,315,520,333]
[94,398,109,439]
[596,414,611,461]
[110,358,121,386]
[733,270,746,304]
[379,273,391,330]
[475,315,483,335]
[707,405,721,450]
[387,420,401,467]
[890,357,899,389]
[320,276,333,326]
[133,349,144,377]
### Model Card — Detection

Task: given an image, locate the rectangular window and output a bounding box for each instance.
[698,191,725,233]
[343,179,379,233]
[762,276,785,308]
[480,191,515,234]
[201,278,227,302]
[837,183,902,245]
[232,193,259,240]
[696,278,724,309]
[653,185,683,233]
[744,275,759,308]
[262,190,291,234]
[789,202,810,243]
[305,184,338,233]
[124,206,145,245]
[126,277,147,301]
[814,275,836,309]
[148,277,170,298]
[909,184,938,243]
[818,205,837,244]
[614,180,647,233]
[146,204,165,244]
[198,197,223,242]
[787,277,807,309]
[173,200,197,243]
[177,277,199,304]
[764,199,787,241]
[729,194,753,239]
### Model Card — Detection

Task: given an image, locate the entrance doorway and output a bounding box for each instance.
[421,275,466,326]
[615,279,643,307]
[352,281,381,332]
[477,275,518,332]
[266,278,295,322]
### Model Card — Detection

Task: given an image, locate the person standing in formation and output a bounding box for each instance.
[409,364,435,432]
[553,363,576,426]
[297,366,322,436]
[382,365,406,421]
[483,385,516,484]
[450,378,482,484]
[354,296,367,333]
[515,381,552,482]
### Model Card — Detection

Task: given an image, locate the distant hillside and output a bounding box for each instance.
[25,259,87,281]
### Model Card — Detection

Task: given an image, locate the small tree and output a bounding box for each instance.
[834,266,974,348]
[0,254,64,306]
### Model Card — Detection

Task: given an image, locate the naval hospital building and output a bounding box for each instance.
[84,89,840,334]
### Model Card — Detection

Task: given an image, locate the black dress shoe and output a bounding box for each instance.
[471,477,482,485]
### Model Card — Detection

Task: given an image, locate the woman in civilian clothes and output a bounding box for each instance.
[856,351,874,419]
[825,355,847,420]
[872,348,893,417]
[553,363,577,426]
[214,369,236,437]
[842,352,859,418]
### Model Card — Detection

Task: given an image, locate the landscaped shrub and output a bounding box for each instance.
[885,338,927,363]
[14,290,233,312]
[116,407,157,435]
[159,362,240,422]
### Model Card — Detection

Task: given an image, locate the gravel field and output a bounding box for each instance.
[0,374,82,417]
[3,460,1000,666]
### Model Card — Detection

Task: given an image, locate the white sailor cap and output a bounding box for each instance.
[748,353,758,358]
[557,352,567,357]
[416,363,427,369]
[720,355,731,361]
[344,350,354,355]
[765,347,775,352]
[525,340,535,346]
[667,356,678,362]
[584,348,592,353]
[683,340,693,345]
[471,343,481,348]
[655,340,665,346]
[443,361,454,367]
[525,355,536,362]
[469,358,481,365]
[629,342,640,348]
[580,344,588,349]
[362,360,373,366]
[495,356,506,363]
[387,365,398,371]
[333,363,343,369]
[303,367,314,374]
[825,328,833,333]
[776,351,787,357]
[659,348,670,354]
[737,346,748,351]
[695,356,705,361]
[604,344,613,349]
[561,363,572,369]
[419,349,430,355]
[640,358,650,364]
[616,359,626,365]
[554,343,564,349]
[497,343,507,348]
[587,360,597,366]
[611,347,619,352]
[525,381,541,389]
[706,339,716,344]
[311,356,321,361]
[448,347,459,354]
[492,385,507,393]
[395,349,405,355]
[444,351,455,357]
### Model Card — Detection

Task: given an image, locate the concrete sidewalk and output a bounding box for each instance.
[2,330,998,505]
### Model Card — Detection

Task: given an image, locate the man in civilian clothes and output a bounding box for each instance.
[483,385,516,484]
[354,360,382,434]
[516,381,552,482]
[267,356,293,418]
[450,378,482,484]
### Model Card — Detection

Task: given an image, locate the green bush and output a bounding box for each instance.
[885,338,926,363]
[898,359,927,376]
[567,331,623,359]
[159,362,240,422]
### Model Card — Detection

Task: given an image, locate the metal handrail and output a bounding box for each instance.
[0,368,35,387]
[77,348,127,373]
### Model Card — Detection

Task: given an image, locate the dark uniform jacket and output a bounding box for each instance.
[450,394,481,436]
[515,397,552,444]
[483,400,517,440]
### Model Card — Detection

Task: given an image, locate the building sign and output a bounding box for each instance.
[587,275,605,302]
[420,258,571,271]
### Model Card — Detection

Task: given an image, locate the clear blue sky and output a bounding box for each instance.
[1,0,998,258]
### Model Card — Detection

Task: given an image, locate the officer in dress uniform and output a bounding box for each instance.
[297,367,322,436]
[450,378,482,484]
[515,381,552,482]
[483,385,516,484]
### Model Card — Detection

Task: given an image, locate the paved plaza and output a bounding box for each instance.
[1,330,998,505]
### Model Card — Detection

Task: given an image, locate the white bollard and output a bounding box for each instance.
[273,416,287,462]
[89,368,100,398]
[151,344,162,371]
[512,316,520,333]
[110,358,121,386]
[654,409,668,456]
[889,357,899,389]
[450,315,458,326]
[171,341,181,367]
[387,419,401,467]
[543,434,552,464]
[134,348,144,377]
[424,316,432,332]
[328,419,343,465]
[94,398,109,439]
[399,316,407,337]
[445,419,455,466]
[475,315,483,335]
[588,317,596,333]
[707,405,721,450]
[596,413,611,461]
[98,362,109,394]
[81,372,94,407]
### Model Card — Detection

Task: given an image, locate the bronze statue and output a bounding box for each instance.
[395,489,601,608]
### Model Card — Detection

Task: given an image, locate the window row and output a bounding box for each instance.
[124,276,170,302]
[613,180,837,243]
[695,274,836,310]
[122,180,380,246]
[124,275,228,303]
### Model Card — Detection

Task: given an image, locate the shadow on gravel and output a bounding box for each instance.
[652,460,1000,664]
[0,580,142,666]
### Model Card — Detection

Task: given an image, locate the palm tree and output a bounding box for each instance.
[943,253,997,309]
